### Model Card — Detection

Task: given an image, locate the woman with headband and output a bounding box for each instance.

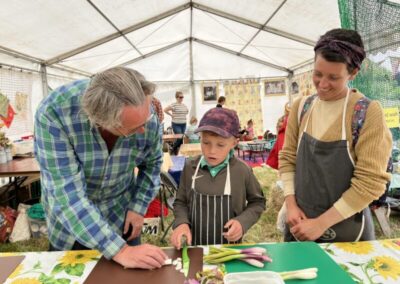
[279,29,392,242]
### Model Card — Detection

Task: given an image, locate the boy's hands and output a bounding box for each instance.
[112,244,168,269]
[170,223,192,249]
[223,219,243,242]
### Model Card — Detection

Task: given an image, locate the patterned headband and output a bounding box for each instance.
[314,37,366,69]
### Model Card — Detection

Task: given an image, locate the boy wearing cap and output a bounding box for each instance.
[171,108,266,248]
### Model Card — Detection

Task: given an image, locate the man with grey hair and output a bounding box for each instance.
[34,67,167,269]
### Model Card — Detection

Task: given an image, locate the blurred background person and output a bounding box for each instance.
[216,96,226,108]
[164,91,189,154]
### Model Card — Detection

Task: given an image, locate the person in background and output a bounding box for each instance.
[279,28,392,242]
[243,119,255,141]
[266,103,290,169]
[184,116,200,143]
[151,96,164,134]
[164,91,189,154]
[151,96,164,123]
[34,67,168,269]
[216,96,226,108]
[171,108,265,248]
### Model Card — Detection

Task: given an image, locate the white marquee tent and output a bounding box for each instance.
[0,0,341,137]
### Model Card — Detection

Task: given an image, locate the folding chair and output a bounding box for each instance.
[159,171,178,242]
[248,142,266,162]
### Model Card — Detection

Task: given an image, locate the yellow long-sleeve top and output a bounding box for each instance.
[279,89,392,219]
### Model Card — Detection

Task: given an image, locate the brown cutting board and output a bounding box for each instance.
[0,255,25,283]
[85,247,203,284]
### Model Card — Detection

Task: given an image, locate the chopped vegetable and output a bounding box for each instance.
[163,258,172,265]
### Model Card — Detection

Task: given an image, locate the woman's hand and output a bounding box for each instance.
[285,195,307,227]
[290,219,325,241]
[170,224,192,249]
[291,206,344,241]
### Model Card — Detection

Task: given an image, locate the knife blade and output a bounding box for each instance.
[182,237,190,278]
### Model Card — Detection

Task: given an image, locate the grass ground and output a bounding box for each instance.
[1,166,399,252]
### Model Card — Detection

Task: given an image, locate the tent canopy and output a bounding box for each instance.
[0,0,341,81]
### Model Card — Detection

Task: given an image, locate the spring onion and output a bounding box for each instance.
[279,267,318,280]
[204,246,272,268]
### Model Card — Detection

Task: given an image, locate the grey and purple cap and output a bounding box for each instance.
[194,107,240,138]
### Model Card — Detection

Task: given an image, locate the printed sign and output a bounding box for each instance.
[142,217,160,235]
[384,107,399,128]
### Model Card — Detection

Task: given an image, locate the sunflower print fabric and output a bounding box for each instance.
[322,239,400,284]
[1,250,100,284]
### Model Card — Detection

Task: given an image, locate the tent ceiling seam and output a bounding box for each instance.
[192,2,315,46]
[239,0,287,54]
[192,37,290,73]
[119,38,190,67]
[86,0,143,56]
[0,62,83,81]
[44,2,190,66]
[0,45,91,77]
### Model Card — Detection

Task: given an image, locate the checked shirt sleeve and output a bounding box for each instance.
[129,116,163,215]
[34,111,125,259]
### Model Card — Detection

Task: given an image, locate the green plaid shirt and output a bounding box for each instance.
[34,79,163,259]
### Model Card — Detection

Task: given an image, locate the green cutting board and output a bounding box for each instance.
[224,242,355,284]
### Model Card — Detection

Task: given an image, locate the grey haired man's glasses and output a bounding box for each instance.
[115,113,154,138]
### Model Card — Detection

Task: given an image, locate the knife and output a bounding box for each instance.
[181,236,190,278]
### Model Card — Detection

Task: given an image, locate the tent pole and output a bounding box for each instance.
[287,71,293,106]
[189,2,196,118]
[40,64,49,98]
[239,0,287,54]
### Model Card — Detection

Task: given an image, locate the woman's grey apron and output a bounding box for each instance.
[190,157,235,245]
[285,89,374,242]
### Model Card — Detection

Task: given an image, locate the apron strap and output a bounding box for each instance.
[341,88,350,140]
[192,157,232,196]
[299,88,351,150]
[191,157,203,190]
[224,162,231,195]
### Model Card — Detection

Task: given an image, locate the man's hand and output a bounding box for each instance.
[170,224,192,249]
[124,211,144,241]
[113,244,168,269]
[223,219,243,242]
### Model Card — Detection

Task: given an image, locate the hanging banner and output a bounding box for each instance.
[0,92,9,117]
[224,81,263,136]
[384,107,399,128]
[0,104,16,128]
[15,92,28,120]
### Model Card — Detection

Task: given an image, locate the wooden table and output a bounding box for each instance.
[0,157,40,177]
[3,239,400,283]
[0,157,40,207]
[178,143,202,157]
[162,134,184,143]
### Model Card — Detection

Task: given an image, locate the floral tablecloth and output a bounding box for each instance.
[1,250,100,284]
[2,239,400,284]
[320,239,400,284]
